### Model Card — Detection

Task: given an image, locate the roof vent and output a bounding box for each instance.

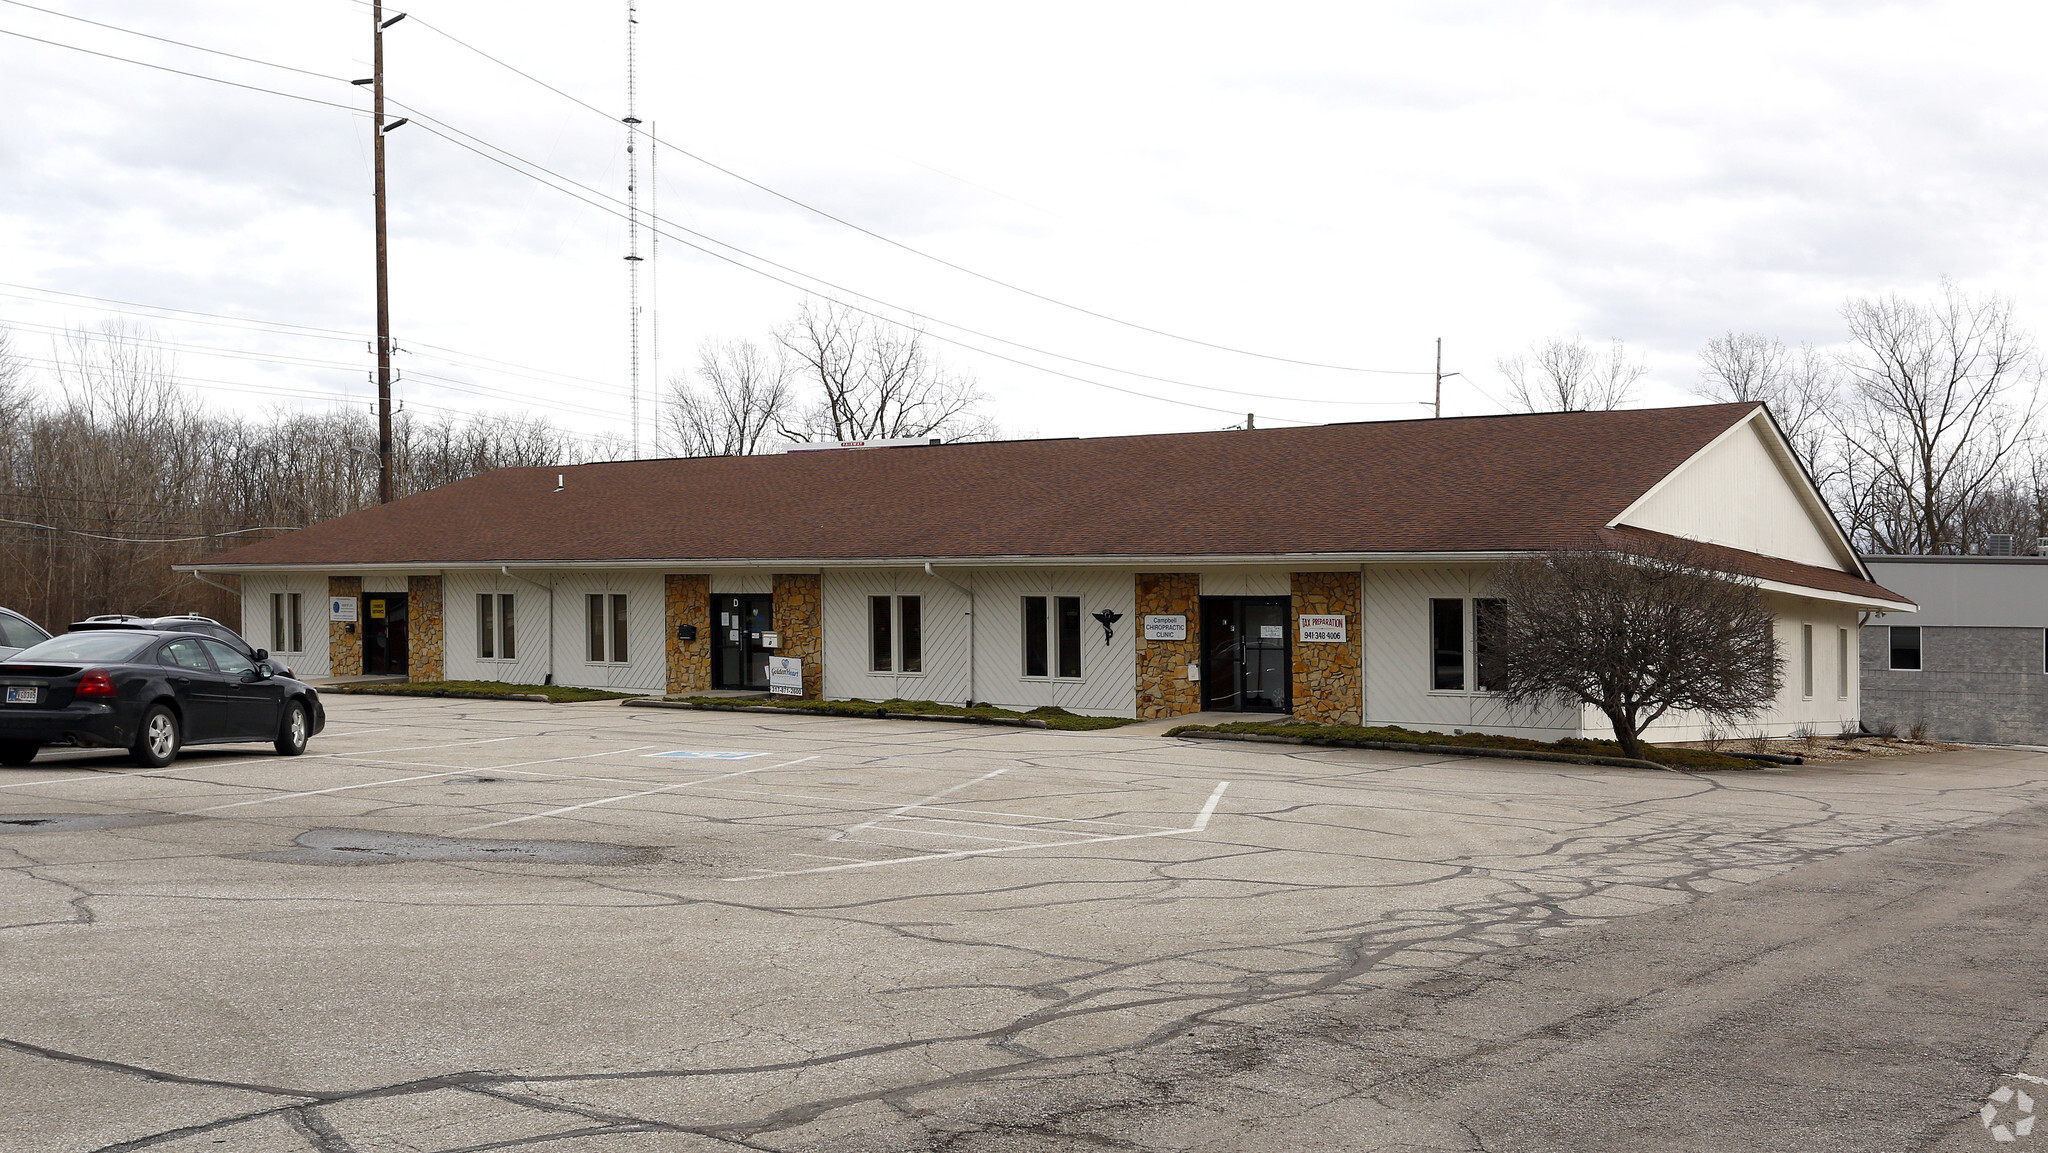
[1987,533,2015,556]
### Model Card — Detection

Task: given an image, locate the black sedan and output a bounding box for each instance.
[0,629,325,767]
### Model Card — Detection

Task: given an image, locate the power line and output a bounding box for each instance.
[0,18,1416,421]
[0,517,293,544]
[360,2,1432,376]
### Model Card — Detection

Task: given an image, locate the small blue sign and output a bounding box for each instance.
[645,750,764,760]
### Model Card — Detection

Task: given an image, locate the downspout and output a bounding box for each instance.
[188,570,239,599]
[502,566,556,686]
[924,562,974,706]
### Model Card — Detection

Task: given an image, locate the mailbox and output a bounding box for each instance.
[676,624,698,641]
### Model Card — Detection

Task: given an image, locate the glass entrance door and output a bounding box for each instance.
[363,592,409,676]
[712,594,774,690]
[1200,597,1290,713]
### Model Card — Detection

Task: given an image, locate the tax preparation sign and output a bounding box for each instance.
[1299,615,1347,643]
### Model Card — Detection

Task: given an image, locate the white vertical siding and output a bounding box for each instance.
[442,570,555,686]
[821,569,972,704]
[970,568,1137,717]
[239,573,331,677]
[1363,565,1580,740]
[1619,418,1846,569]
[1639,594,1863,742]
[710,570,774,594]
[538,570,667,692]
[1199,568,1291,597]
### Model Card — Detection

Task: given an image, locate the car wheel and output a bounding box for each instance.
[274,700,309,757]
[0,741,37,767]
[130,705,180,768]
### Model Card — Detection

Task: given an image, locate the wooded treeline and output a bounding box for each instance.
[0,324,606,631]
[1499,281,2046,556]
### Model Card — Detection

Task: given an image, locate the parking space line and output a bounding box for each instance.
[828,768,1008,843]
[855,824,1053,846]
[180,743,652,814]
[729,781,1231,881]
[458,755,820,833]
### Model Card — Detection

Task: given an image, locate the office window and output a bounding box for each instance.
[870,596,892,672]
[1474,598,1505,692]
[478,593,515,660]
[1023,596,1048,677]
[1801,623,1814,698]
[900,596,922,673]
[1430,598,1465,691]
[1056,596,1082,678]
[270,592,302,653]
[588,593,629,663]
[1889,625,1920,671]
[1838,628,1849,698]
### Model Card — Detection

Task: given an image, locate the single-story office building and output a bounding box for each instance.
[185,402,1912,741]
[1860,555,2048,744]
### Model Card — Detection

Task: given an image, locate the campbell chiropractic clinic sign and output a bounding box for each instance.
[1299,614,1347,643]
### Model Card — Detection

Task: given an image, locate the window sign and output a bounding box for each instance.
[1259,624,1284,640]
[1299,614,1347,643]
[768,656,803,696]
[761,631,780,649]
[329,596,358,623]
[368,598,387,620]
[1144,614,1188,641]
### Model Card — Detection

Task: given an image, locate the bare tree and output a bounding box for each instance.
[1482,539,1782,760]
[661,338,797,457]
[1833,281,2041,554]
[1695,331,1838,480]
[777,299,989,441]
[1497,337,1647,412]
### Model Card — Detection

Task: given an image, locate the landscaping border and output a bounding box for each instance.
[1172,728,1699,771]
[625,698,1054,729]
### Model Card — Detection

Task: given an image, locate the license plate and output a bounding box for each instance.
[5,687,37,705]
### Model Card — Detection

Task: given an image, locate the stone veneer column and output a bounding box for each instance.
[1135,573,1202,719]
[1290,571,1362,724]
[407,574,444,683]
[664,574,712,696]
[772,573,823,699]
[328,575,363,677]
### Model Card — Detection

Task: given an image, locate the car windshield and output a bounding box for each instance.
[10,633,155,663]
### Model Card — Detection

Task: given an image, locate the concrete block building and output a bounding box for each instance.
[185,403,1911,740]
[1860,556,2048,744]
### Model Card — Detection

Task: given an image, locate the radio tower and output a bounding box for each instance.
[622,0,643,459]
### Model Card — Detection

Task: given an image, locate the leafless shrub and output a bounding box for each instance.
[1481,536,1782,761]
[1699,724,1726,753]
[1909,719,1928,741]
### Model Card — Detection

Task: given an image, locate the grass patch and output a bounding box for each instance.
[671,695,1138,731]
[338,680,644,703]
[1165,720,1760,770]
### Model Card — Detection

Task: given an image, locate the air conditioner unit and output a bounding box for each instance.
[1987,534,2016,556]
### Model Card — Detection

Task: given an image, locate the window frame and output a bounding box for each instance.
[1888,625,1921,672]
[898,595,922,674]
[1022,596,1049,678]
[586,592,630,664]
[1801,622,1814,699]
[1055,596,1083,679]
[267,592,304,654]
[1474,597,1505,694]
[478,592,516,662]
[1429,597,1466,692]
[869,595,893,673]
[1837,627,1850,699]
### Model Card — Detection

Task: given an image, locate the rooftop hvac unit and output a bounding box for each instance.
[2037,537,2048,557]
[784,437,944,453]
[1987,534,2016,556]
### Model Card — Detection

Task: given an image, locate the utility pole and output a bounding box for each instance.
[1434,337,1443,419]
[369,3,407,503]
[623,0,644,460]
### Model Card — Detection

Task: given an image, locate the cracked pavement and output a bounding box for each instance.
[2,696,2046,1151]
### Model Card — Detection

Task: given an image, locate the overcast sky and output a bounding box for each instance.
[2,0,2044,450]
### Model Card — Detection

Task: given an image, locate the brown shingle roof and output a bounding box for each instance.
[1596,527,1912,609]
[203,404,1869,581]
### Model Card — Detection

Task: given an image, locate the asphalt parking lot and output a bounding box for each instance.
[6,696,2048,1152]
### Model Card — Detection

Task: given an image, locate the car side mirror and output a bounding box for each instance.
[254,648,269,661]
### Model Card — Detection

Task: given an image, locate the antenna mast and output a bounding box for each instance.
[649,118,660,458]
[623,0,643,459]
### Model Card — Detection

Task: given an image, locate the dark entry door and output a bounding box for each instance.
[363,592,409,676]
[1201,597,1290,713]
[712,594,774,690]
